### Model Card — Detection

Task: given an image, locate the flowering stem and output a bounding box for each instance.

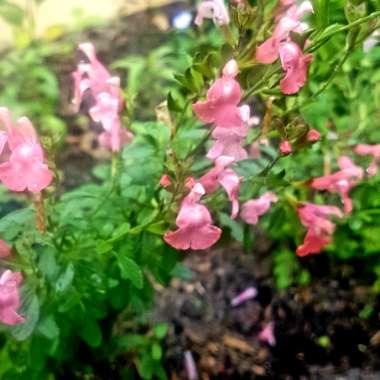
[33,192,46,234]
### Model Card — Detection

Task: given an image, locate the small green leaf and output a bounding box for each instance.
[37,315,59,340]
[80,319,102,348]
[55,264,74,293]
[116,254,143,289]
[154,323,168,339]
[151,343,162,360]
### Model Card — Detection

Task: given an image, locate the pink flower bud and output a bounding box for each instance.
[0,240,11,258]
[307,129,320,142]
[159,175,172,188]
[258,322,276,346]
[280,140,292,155]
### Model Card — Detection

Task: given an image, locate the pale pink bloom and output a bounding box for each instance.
[0,270,24,325]
[0,109,53,193]
[231,286,258,307]
[311,156,364,214]
[193,60,243,129]
[194,0,229,27]
[279,140,292,155]
[363,29,379,52]
[0,240,11,258]
[280,0,296,5]
[207,105,252,161]
[199,156,241,218]
[160,174,172,188]
[354,144,380,176]
[279,41,313,94]
[256,1,313,64]
[184,351,199,380]
[296,203,343,257]
[307,128,321,142]
[164,183,222,250]
[241,192,278,225]
[258,322,276,346]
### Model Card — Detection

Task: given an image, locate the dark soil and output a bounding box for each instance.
[155,245,380,379]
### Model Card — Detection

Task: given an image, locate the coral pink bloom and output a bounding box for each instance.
[0,270,24,325]
[164,183,222,250]
[258,322,276,346]
[354,144,380,176]
[0,109,53,193]
[311,156,364,214]
[194,0,229,27]
[241,192,278,225]
[256,1,313,64]
[0,240,11,258]
[279,41,313,94]
[307,128,321,142]
[280,0,296,6]
[280,140,292,155]
[192,60,243,129]
[200,156,241,218]
[296,203,343,257]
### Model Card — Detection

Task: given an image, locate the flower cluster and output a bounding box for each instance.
[256,1,313,94]
[73,43,133,152]
[0,108,53,193]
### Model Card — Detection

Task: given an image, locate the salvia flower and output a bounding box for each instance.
[194,0,230,27]
[0,108,53,193]
[73,43,132,152]
[192,60,243,129]
[258,322,276,346]
[241,192,278,225]
[354,144,380,176]
[231,286,258,307]
[296,203,343,257]
[311,156,364,214]
[164,183,222,250]
[200,156,241,219]
[279,41,313,95]
[0,270,25,325]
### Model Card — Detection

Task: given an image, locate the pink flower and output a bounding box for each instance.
[192,60,243,129]
[279,41,313,94]
[354,144,380,176]
[256,1,313,64]
[164,183,222,250]
[159,174,172,188]
[311,156,364,214]
[0,108,53,193]
[0,270,25,325]
[280,0,296,6]
[207,105,253,161]
[199,156,241,218]
[258,322,276,346]
[241,192,278,225]
[296,203,343,257]
[0,240,11,258]
[307,128,321,142]
[231,286,258,306]
[194,0,230,27]
[279,140,292,155]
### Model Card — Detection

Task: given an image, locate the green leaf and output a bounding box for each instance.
[0,208,35,240]
[79,319,102,348]
[12,293,40,341]
[55,264,74,293]
[153,323,168,339]
[116,254,144,289]
[151,343,162,361]
[37,315,59,340]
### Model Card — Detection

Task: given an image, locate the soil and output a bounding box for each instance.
[155,245,380,380]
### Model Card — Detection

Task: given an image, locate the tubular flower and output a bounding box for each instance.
[279,41,313,94]
[164,183,222,250]
[241,192,278,225]
[207,105,253,161]
[258,322,276,346]
[192,60,243,129]
[354,144,380,176]
[296,203,343,257]
[256,1,313,64]
[0,108,53,193]
[73,43,132,152]
[311,156,364,214]
[199,156,241,219]
[0,270,25,325]
[194,0,230,27]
